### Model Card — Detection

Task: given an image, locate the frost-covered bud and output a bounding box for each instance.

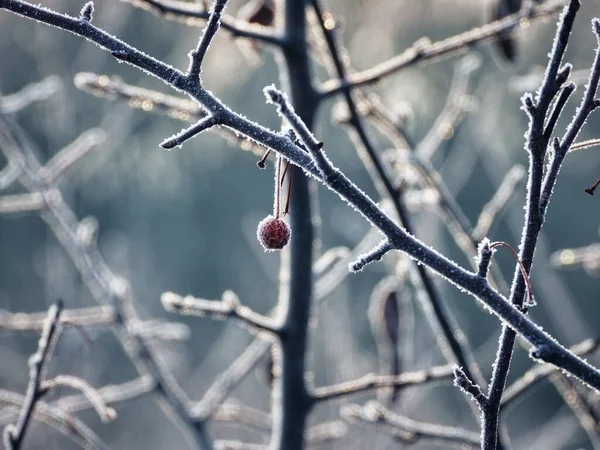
[257,215,291,251]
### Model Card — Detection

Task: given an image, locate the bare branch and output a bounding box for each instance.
[570,138,600,152]
[0,305,115,331]
[74,72,204,120]
[128,319,191,341]
[39,128,106,183]
[341,401,481,449]
[0,193,43,214]
[74,72,266,155]
[0,109,212,448]
[305,420,347,445]
[123,0,285,46]
[54,376,155,414]
[190,338,271,421]
[540,17,600,213]
[310,3,490,423]
[211,403,271,431]
[160,115,219,149]
[3,301,63,450]
[0,390,109,450]
[454,366,488,409]
[162,291,280,335]
[0,163,21,191]
[312,364,453,403]
[42,375,116,423]
[1,0,600,397]
[214,441,267,450]
[473,165,526,240]
[0,76,62,114]
[319,0,566,97]
[264,85,330,177]
[349,239,393,272]
[486,3,592,449]
[187,0,228,81]
[502,339,600,408]
[416,54,480,161]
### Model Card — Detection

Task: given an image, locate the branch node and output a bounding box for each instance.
[43,375,117,423]
[521,93,536,116]
[187,0,229,81]
[453,366,487,409]
[111,50,131,62]
[553,136,561,152]
[556,63,572,87]
[264,84,330,178]
[476,238,494,278]
[529,344,549,361]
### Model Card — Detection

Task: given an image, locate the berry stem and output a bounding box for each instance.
[257,149,271,168]
[585,176,600,196]
[490,241,534,306]
[274,154,282,218]
[284,163,293,216]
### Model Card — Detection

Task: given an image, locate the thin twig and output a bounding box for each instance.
[39,128,107,183]
[187,0,227,81]
[0,76,62,114]
[312,364,453,403]
[502,338,599,408]
[570,138,600,152]
[2,0,600,395]
[3,301,64,450]
[42,375,116,423]
[122,0,286,46]
[0,305,115,331]
[319,0,566,97]
[0,193,44,214]
[474,165,526,240]
[0,390,109,450]
[162,291,280,335]
[341,401,481,449]
[484,3,594,449]
[309,1,490,415]
[189,338,271,421]
[0,110,213,448]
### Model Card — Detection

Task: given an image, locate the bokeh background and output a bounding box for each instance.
[0,0,599,448]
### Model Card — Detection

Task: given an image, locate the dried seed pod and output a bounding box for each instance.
[238,0,275,27]
[369,277,404,404]
[490,0,521,62]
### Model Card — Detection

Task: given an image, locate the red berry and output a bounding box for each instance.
[257,215,291,251]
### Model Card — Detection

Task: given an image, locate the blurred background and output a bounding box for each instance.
[0,0,599,448]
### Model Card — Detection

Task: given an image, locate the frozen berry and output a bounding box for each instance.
[257,215,291,251]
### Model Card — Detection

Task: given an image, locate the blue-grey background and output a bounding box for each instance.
[0,0,599,448]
